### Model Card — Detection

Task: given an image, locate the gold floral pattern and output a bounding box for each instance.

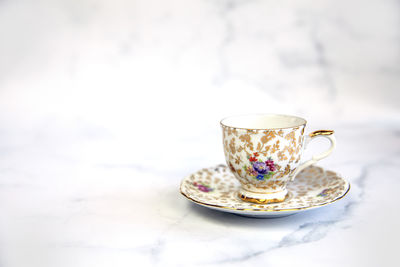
[221,124,305,192]
[180,165,350,213]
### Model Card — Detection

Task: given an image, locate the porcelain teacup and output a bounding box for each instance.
[221,114,335,204]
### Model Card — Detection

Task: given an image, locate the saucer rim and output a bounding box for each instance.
[180,165,351,213]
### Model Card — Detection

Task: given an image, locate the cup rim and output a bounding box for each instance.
[220,113,307,130]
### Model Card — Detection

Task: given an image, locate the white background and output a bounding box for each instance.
[0,0,399,266]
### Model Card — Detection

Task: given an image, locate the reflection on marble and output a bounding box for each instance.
[0,0,399,266]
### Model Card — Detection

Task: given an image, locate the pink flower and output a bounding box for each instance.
[198,185,209,192]
[193,182,213,192]
[265,159,276,171]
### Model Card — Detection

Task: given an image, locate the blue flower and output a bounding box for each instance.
[256,174,264,180]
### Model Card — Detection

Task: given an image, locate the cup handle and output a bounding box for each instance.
[290,130,336,181]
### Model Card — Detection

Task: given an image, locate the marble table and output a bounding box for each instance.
[0,0,399,266]
[1,121,399,267]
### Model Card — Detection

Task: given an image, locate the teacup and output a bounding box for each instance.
[221,114,335,204]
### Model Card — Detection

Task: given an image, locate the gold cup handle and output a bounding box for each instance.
[290,130,336,181]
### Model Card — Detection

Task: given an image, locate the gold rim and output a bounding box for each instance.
[180,182,351,213]
[220,113,307,130]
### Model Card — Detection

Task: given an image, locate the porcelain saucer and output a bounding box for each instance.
[180,165,350,218]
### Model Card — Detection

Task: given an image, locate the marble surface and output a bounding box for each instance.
[0,0,399,266]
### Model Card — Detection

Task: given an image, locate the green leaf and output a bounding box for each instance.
[265,173,272,179]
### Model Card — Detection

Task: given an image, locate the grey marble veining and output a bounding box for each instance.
[0,0,399,266]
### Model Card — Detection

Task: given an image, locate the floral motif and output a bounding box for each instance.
[193,182,213,192]
[243,152,276,181]
[180,165,350,215]
[317,188,334,197]
[221,123,306,190]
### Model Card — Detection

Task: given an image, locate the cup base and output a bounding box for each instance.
[238,188,288,204]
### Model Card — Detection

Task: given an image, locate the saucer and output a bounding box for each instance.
[180,165,350,218]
